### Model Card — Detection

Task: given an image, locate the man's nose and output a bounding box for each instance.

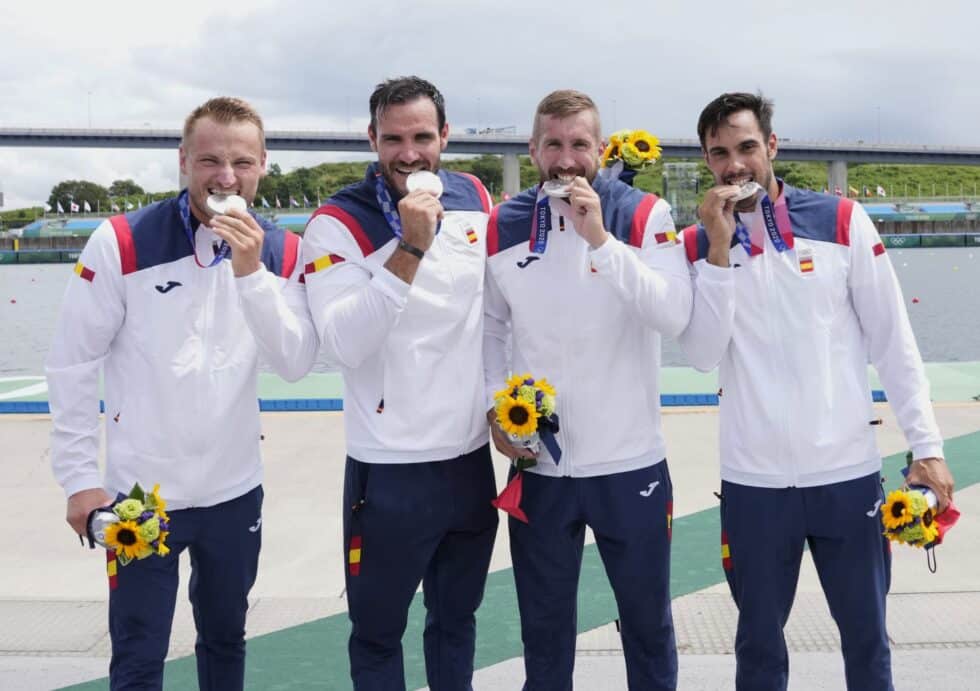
[215,162,236,186]
[398,148,421,165]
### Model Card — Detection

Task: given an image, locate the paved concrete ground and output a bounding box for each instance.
[1,400,978,690]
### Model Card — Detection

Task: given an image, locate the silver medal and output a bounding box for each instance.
[406,171,443,198]
[541,180,572,198]
[733,181,763,202]
[206,193,248,215]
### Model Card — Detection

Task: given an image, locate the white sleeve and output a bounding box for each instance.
[847,204,943,459]
[483,265,512,411]
[235,233,319,382]
[677,255,735,373]
[45,222,125,498]
[302,213,409,370]
[588,198,693,338]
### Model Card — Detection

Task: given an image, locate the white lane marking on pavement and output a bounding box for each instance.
[0,376,47,401]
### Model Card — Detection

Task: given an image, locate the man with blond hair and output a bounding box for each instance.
[484,89,691,690]
[47,96,318,689]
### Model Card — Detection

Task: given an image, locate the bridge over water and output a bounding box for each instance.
[4,127,980,197]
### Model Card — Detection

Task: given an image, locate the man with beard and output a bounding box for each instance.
[483,89,692,690]
[302,76,497,690]
[678,91,955,690]
[47,96,319,689]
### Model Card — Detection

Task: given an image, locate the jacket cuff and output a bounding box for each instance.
[587,234,619,265]
[697,261,734,284]
[234,267,271,295]
[62,474,105,500]
[910,442,944,462]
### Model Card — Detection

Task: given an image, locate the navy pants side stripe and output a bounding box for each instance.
[721,473,893,691]
[344,444,498,691]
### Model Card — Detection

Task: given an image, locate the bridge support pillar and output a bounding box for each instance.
[502,153,520,198]
[827,160,847,195]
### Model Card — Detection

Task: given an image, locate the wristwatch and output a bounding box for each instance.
[397,239,425,260]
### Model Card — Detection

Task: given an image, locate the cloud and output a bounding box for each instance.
[2,0,980,208]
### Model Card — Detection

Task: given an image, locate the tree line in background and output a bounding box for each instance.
[4,157,980,227]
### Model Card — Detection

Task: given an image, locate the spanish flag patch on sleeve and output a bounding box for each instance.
[654,230,679,246]
[304,253,346,276]
[74,262,96,282]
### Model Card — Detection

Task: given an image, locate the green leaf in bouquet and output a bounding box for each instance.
[129,483,146,502]
[513,457,537,471]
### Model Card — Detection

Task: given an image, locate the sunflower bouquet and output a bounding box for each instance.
[880,487,941,548]
[87,483,170,565]
[493,373,559,464]
[599,129,662,186]
[491,373,561,523]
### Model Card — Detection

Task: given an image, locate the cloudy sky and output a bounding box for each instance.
[1,1,978,209]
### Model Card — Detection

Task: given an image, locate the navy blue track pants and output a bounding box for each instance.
[343,444,498,691]
[509,459,677,691]
[720,472,892,691]
[107,485,263,690]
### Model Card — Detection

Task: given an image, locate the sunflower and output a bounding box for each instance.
[506,373,532,391]
[881,490,915,530]
[536,378,556,397]
[628,130,662,162]
[496,397,540,437]
[148,484,168,515]
[104,520,152,563]
[600,142,621,168]
[896,520,939,548]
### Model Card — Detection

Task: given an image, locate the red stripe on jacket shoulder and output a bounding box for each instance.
[280,231,300,278]
[309,206,375,257]
[629,194,658,248]
[486,206,501,256]
[457,172,492,213]
[835,198,854,246]
[109,215,137,275]
[682,225,699,264]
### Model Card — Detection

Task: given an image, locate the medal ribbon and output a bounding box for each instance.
[728,194,793,256]
[178,189,229,268]
[530,190,552,254]
[374,172,441,238]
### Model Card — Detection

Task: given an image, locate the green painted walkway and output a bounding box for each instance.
[61,430,980,691]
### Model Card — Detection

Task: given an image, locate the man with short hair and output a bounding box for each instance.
[303,76,496,690]
[47,96,319,689]
[679,91,955,690]
[484,89,692,690]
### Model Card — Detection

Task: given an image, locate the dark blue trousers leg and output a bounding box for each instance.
[108,541,182,690]
[187,486,263,691]
[509,471,583,691]
[422,445,498,691]
[588,461,677,690]
[344,458,446,691]
[721,481,806,691]
[805,473,893,691]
